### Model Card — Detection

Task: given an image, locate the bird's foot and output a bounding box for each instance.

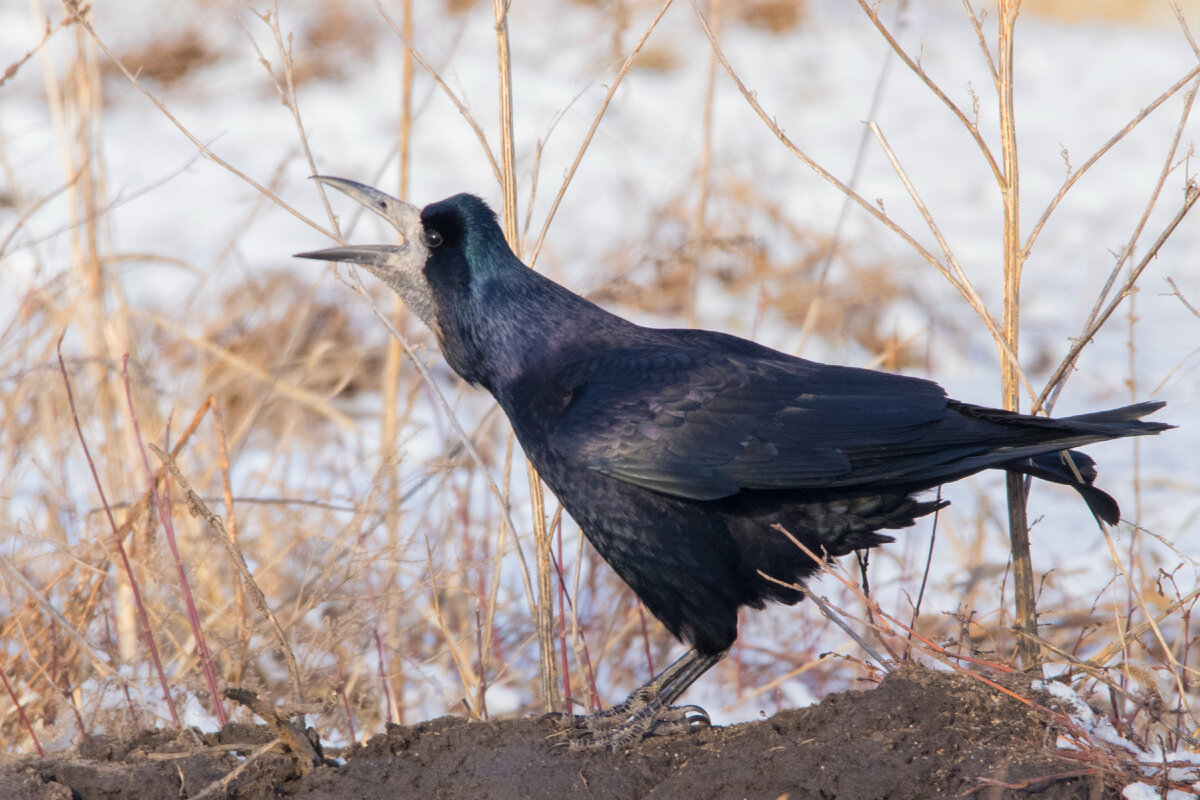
[542,696,710,750]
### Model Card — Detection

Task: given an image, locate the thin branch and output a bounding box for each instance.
[1036,181,1200,413]
[370,0,504,187]
[150,441,306,707]
[961,0,998,83]
[1164,277,1200,319]
[856,0,1003,185]
[57,332,180,727]
[690,0,1029,389]
[868,122,1035,400]
[64,4,339,241]
[124,360,227,727]
[527,0,674,268]
[1023,65,1200,260]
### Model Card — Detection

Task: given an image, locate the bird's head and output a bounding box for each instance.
[296,177,522,337]
[295,176,440,330]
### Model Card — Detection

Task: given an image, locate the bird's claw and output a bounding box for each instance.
[542,702,711,750]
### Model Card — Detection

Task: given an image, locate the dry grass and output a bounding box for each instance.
[0,3,1196,791]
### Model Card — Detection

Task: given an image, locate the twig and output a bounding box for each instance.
[1035,181,1200,413]
[148,443,306,705]
[763,525,892,670]
[0,660,43,757]
[0,7,80,89]
[372,629,395,725]
[1164,277,1200,319]
[867,121,1034,400]
[57,332,181,726]
[1023,65,1200,260]
[527,0,675,269]
[222,688,322,775]
[857,0,1003,184]
[1038,76,1199,414]
[63,4,340,240]
[124,359,226,727]
[190,740,283,800]
[799,0,901,353]
[370,0,503,186]
[689,0,1028,392]
[906,488,941,654]
[0,554,114,677]
[766,567,893,672]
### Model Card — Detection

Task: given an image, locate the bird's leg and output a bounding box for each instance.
[545,648,724,749]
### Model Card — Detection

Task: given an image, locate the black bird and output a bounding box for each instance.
[298,177,1171,748]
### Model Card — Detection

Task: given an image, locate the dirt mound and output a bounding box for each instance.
[1,665,1110,800]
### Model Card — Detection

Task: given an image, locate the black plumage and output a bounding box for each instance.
[298,178,1172,747]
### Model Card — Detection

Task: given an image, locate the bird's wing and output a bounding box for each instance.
[551,343,959,500]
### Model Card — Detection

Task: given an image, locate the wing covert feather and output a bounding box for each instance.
[552,346,950,499]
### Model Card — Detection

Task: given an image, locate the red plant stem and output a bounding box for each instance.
[337,677,357,744]
[56,334,181,727]
[122,682,141,732]
[122,357,227,727]
[373,629,395,725]
[549,540,600,712]
[0,664,43,757]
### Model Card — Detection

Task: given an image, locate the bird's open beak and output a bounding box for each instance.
[295,176,438,330]
[295,176,423,264]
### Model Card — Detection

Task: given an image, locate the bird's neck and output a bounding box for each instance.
[433,266,625,395]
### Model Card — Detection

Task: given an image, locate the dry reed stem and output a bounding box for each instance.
[488,0,561,713]
[378,0,416,728]
[992,0,1040,669]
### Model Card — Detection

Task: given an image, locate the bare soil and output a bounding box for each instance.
[0,665,1112,800]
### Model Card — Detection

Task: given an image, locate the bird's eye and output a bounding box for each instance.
[424,229,443,248]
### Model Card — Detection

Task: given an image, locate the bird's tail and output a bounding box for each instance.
[1004,401,1173,525]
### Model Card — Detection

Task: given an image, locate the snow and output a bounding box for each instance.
[1037,679,1200,798]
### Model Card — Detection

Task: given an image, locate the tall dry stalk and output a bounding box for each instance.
[994,0,1039,669]
[378,0,416,730]
[491,0,560,714]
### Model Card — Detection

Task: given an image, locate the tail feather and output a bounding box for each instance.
[1060,401,1173,434]
[1007,450,1119,524]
